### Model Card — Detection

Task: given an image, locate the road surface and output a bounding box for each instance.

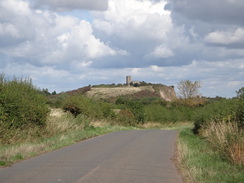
[0,130,182,183]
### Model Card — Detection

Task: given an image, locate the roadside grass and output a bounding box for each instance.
[139,121,193,130]
[0,108,193,167]
[0,109,137,167]
[201,120,244,165]
[177,128,244,183]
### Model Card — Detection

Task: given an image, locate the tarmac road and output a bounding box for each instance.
[0,130,182,183]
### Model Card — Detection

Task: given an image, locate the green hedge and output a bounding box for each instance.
[0,75,50,142]
[62,94,115,119]
[193,98,244,134]
[144,104,195,123]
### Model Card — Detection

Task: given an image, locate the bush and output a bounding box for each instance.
[62,94,102,118]
[235,98,244,128]
[193,99,240,134]
[116,109,136,126]
[144,104,195,123]
[124,101,145,124]
[0,75,50,143]
[62,94,116,120]
[47,92,68,108]
[145,104,170,122]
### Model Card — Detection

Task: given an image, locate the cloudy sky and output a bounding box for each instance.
[0,0,243,98]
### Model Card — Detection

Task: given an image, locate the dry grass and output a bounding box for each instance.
[90,120,109,127]
[139,121,194,130]
[0,143,46,163]
[86,87,142,99]
[46,108,81,134]
[176,139,199,183]
[202,120,244,165]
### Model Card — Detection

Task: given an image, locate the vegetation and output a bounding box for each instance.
[0,74,243,182]
[0,75,50,144]
[177,129,244,183]
[177,80,201,99]
[0,108,136,166]
[191,98,244,166]
[176,86,244,182]
[202,121,243,165]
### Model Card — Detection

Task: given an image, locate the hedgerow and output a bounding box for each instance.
[192,98,243,134]
[191,87,244,165]
[0,75,50,143]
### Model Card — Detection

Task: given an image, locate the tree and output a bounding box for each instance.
[236,87,244,99]
[177,80,201,99]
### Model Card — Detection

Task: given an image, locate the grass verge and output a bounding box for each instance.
[177,129,244,183]
[0,125,137,167]
[0,109,138,167]
[139,121,193,130]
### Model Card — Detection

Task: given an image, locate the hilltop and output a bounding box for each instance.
[67,83,177,102]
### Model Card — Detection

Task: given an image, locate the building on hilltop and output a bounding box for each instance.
[126,76,132,86]
[126,76,141,86]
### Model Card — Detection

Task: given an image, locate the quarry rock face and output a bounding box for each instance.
[156,85,177,101]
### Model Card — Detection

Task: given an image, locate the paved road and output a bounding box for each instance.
[0,130,182,183]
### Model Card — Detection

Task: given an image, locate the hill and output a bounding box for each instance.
[84,84,177,101]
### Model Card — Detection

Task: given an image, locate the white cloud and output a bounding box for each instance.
[0,23,19,38]
[61,20,117,59]
[93,0,172,40]
[0,0,119,66]
[149,45,174,58]
[91,0,174,68]
[1,0,31,16]
[205,28,244,47]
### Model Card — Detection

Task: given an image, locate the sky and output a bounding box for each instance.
[0,0,243,98]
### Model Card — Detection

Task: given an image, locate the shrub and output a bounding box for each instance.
[116,109,136,126]
[144,104,195,123]
[144,104,170,122]
[174,97,207,107]
[193,99,240,134]
[235,98,244,128]
[191,91,244,165]
[47,92,68,108]
[99,102,116,119]
[62,94,107,119]
[0,75,50,143]
[125,101,145,124]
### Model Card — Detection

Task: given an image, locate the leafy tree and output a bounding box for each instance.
[236,87,244,99]
[41,88,51,96]
[133,83,140,87]
[177,80,201,99]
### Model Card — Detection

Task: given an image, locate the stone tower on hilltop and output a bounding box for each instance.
[126,76,132,86]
